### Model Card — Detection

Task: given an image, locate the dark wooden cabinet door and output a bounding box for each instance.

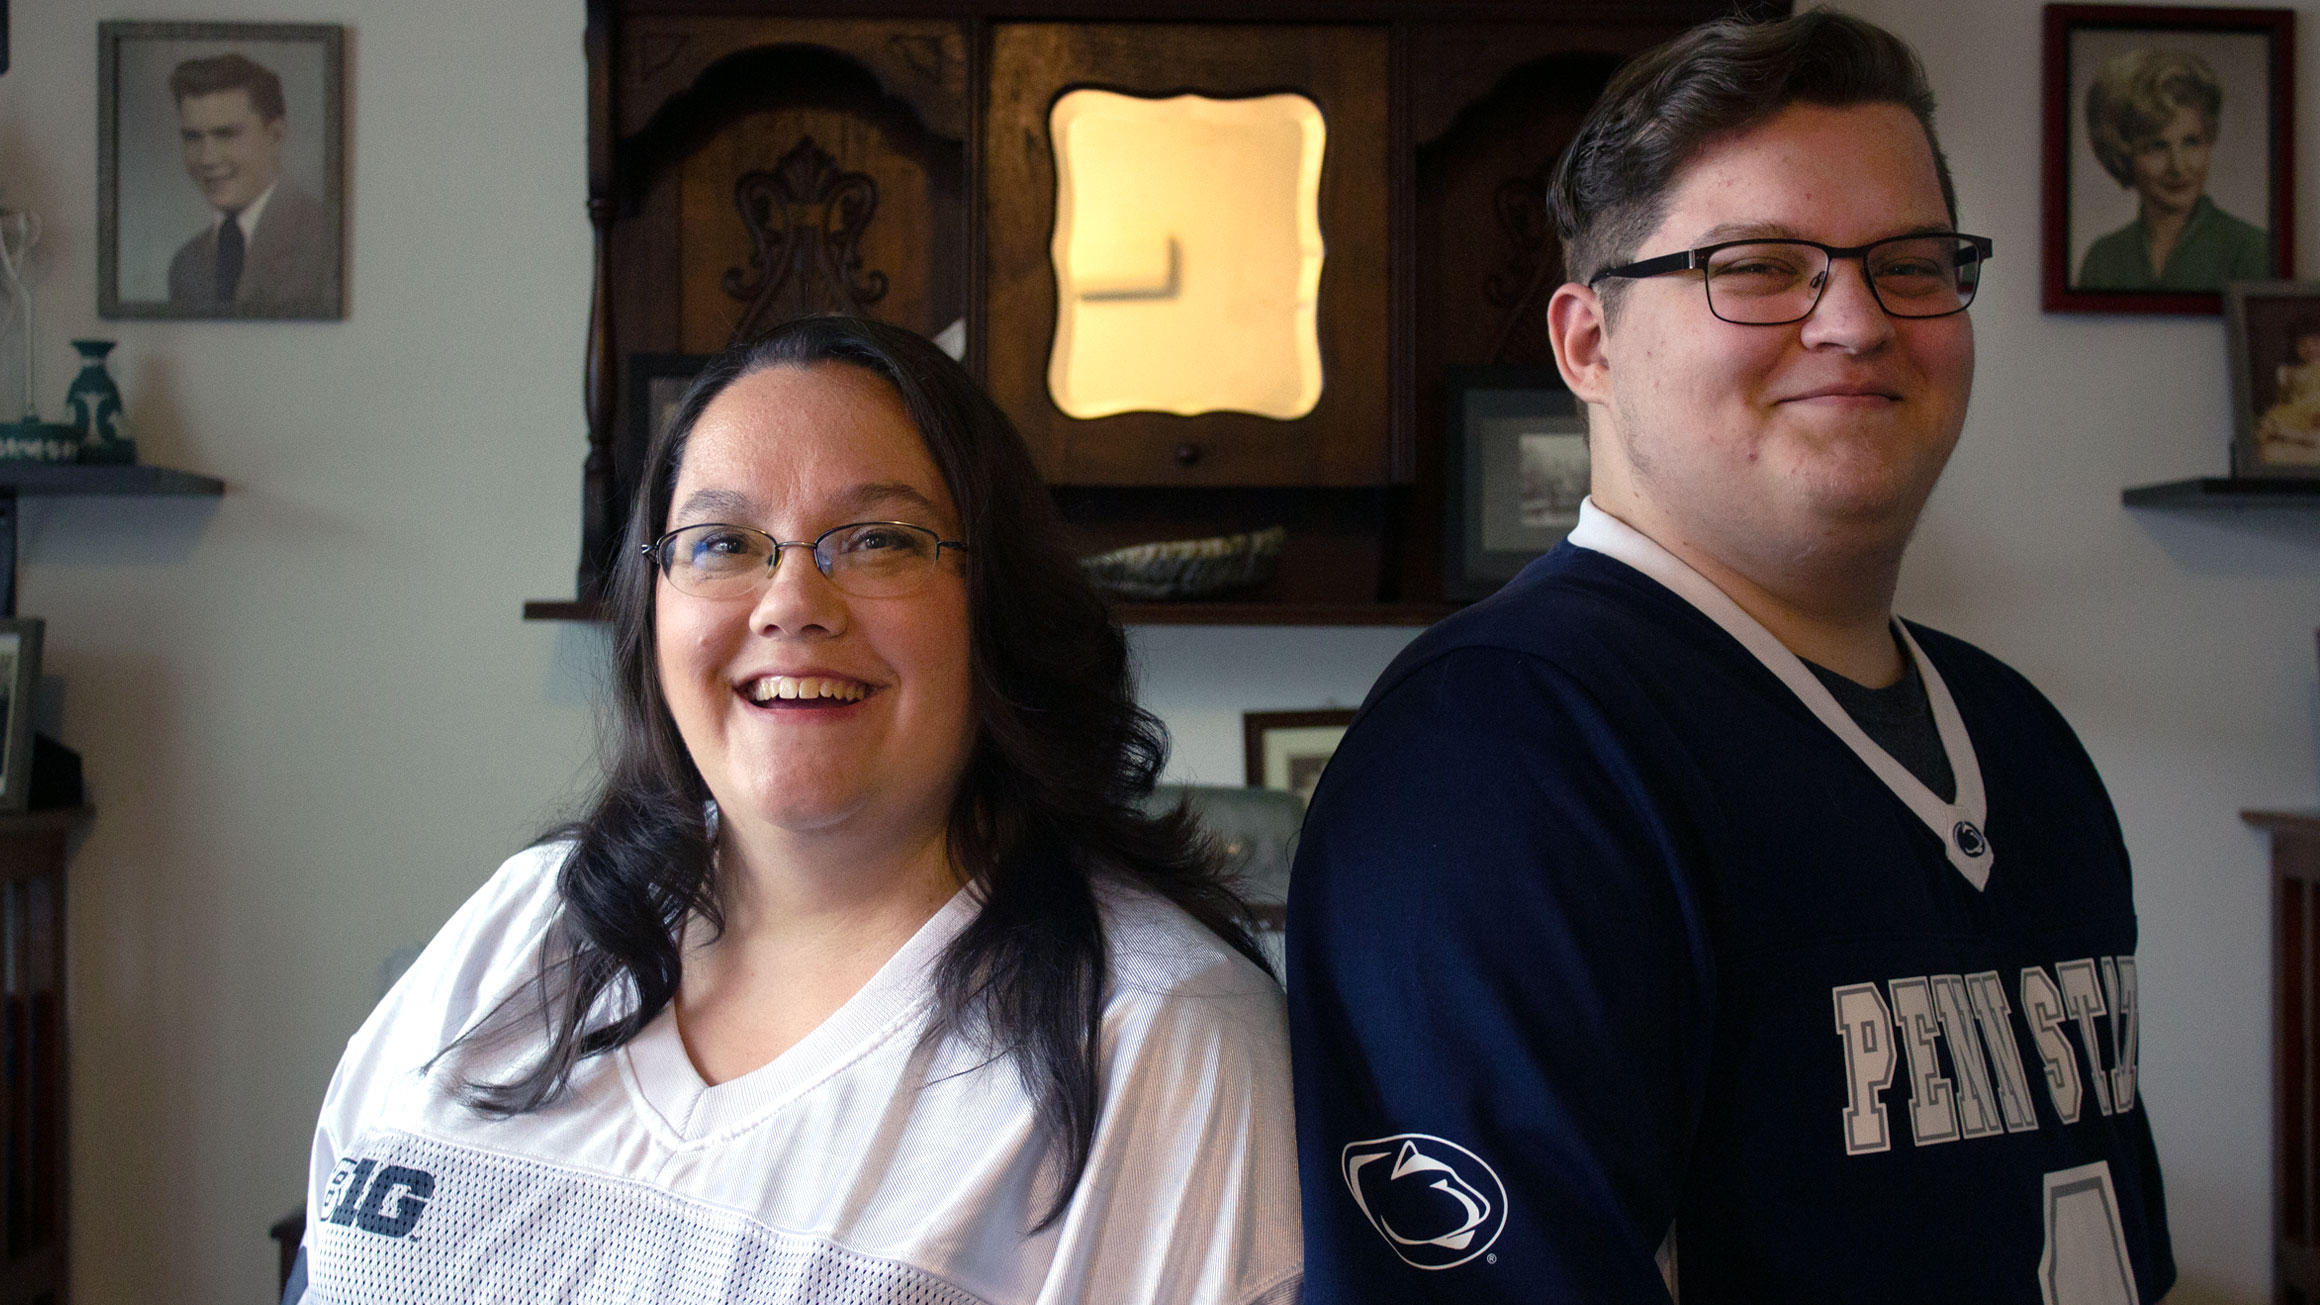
[986,23,1389,488]
[599,18,972,552]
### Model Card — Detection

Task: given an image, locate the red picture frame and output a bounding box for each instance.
[2042,5,2295,315]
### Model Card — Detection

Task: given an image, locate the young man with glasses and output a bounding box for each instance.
[1288,12,2173,1303]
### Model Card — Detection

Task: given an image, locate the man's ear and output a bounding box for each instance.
[1548,281,1613,409]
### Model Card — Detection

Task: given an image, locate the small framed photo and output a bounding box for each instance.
[2042,5,2294,315]
[622,353,712,499]
[1244,709,1357,806]
[1445,367,1585,601]
[0,619,43,815]
[99,22,345,320]
[627,354,711,451]
[2224,281,2320,478]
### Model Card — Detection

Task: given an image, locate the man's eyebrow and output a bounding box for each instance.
[1688,220,1957,246]
[1693,221,1807,244]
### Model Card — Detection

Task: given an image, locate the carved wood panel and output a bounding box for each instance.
[1416,58,1615,374]
[593,31,970,588]
[1395,42,1633,604]
[618,17,970,143]
[676,109,957,351]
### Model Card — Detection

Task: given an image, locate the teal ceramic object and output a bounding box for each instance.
[62,339,134,465]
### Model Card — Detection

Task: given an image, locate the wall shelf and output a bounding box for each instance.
[0,463,225,616]
[0,463,224,497]
[2121,477,2320,508]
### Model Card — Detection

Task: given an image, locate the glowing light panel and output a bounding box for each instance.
[1048,89,1325,420]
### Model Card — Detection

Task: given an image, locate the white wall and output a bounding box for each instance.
[0,3,603,1301]
[0,0,2312,1300]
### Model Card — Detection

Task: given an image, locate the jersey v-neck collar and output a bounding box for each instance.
[1565,499,1995,890]
[620,885,980,1146]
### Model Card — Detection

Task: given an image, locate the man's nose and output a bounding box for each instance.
[1798,258,1895,351]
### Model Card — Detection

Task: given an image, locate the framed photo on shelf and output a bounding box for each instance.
[98,21,346,320]
[1445,367,1585,601]
[2042,5,2294,315]
[0,619,43,815]
[627,353,712,454]
[2224,281,2320,478]
[621,353,712,519]
[1244,708,1357,806]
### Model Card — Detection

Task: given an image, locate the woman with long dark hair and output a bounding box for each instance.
[286,316,1302,1305]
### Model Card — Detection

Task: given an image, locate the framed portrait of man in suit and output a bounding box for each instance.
[98,22,345,320]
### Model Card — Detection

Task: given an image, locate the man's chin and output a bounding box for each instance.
[1798,478,1943,546]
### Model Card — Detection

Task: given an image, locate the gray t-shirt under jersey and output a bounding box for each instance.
[1804,643,1957,804]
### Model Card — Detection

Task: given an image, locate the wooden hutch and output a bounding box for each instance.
[527,0,1770,626]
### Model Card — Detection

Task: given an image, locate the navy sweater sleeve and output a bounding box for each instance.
[1288,643,1714,1304]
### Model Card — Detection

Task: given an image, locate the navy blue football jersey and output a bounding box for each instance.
[1287,505,2172,1304]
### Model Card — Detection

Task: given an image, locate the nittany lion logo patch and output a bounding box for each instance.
[1341,1133,1507,1269]
[1952,820,1989,859]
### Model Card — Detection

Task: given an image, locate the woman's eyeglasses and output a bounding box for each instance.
[645,521,969,600]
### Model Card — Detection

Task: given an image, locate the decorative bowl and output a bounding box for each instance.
[1080,525,1287,601]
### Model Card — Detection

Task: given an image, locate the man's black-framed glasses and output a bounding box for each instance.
[645,521,969,600]
[1589,233,1994,325]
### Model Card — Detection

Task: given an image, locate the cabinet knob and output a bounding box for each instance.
[1174,442,1202,467]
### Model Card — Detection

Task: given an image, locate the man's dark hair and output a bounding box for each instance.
[1548,10,1956,305]
[168,53,287,123]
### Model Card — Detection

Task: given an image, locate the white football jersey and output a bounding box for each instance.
[298,843,1303,1305]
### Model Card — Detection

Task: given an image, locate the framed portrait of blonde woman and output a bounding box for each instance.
[2225,281,2320,479]
[2042,5,2293,315]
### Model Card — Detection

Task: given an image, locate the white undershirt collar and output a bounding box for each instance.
[211,179,278,244]
[1566,497,1994,889]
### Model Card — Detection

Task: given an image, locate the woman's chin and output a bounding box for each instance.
[717,785,872,838]
[2139,186,2203,218]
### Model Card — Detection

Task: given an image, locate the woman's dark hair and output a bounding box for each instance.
[454,315,1264,1226]
[1548,9,1957,309]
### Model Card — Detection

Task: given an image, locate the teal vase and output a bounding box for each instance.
[62,339,134,465]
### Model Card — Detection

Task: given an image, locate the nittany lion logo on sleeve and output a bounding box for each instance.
[1341,1133,1508,1269]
